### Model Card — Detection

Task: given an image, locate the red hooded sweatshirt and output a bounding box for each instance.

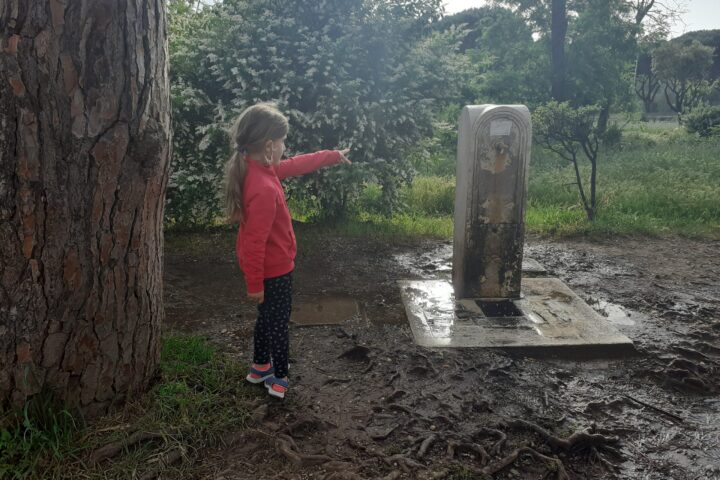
[236,150,342,294]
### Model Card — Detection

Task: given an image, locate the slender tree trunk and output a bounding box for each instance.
[597,103,611,135]
[570,156,592,220]
[0,0,171,419]
[589,158,597,221]
[551,0,568,101]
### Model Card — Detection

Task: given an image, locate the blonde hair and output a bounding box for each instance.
[224,103,289,223]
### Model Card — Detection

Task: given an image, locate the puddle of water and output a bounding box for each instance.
[292,295,359,326]
[588,298,645,326]
[394,244,547,280]
[393,244,453,278]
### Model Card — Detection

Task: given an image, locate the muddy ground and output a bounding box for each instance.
[163,228,720,480]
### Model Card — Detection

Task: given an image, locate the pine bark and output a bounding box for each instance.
[0,0,171,419]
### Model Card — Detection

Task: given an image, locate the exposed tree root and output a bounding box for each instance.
[509,419,619,452]
[674,346,714,362]
[323,377,353,386]
[348,438,424,474]
[417,433,437,458]
[385,389,407,403]
[384,453,425,473]
[90,431,164,463]
[386,370,401,387]
[362,360,376,375]
[476,427,507,455]
[139,446,186,480]
[283,417,336,438]
[369,424,399,441]
[583,397,631,414]
[591,445,620,473]
[275,433,333,467]
[482,446,569,479]
[446,440,490,465]
[622,394,685,422]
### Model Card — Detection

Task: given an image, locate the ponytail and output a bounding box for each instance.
[224,151,247,223]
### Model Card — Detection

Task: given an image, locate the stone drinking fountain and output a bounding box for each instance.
[399,105,633,354]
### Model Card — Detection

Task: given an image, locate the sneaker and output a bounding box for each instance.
[264,376,289,399]
[246,363,274,384]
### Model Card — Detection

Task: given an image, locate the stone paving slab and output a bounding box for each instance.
[399,278,634,355]
[521,257,547,276]
[291,295,359,326]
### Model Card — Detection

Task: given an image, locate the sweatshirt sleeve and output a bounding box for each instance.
[274,150,342,180]
[236,188,277,294]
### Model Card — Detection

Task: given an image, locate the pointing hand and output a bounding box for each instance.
[338,148,352,165]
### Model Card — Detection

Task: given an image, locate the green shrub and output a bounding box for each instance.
[602,123,623,148]
[357,183,386,216]
[684,106,720,137]
[168,0,470,225]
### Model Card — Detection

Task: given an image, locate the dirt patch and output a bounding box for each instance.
[164,230,720,479]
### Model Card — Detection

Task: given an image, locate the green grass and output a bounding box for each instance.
[166,122,718,239]
[0,335,258,480]
[525,122,720,237]
[0,392,82,480]
[342,122,719,239]
[322,212,453,238]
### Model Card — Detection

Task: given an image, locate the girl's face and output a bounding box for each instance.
[266,136,286,165]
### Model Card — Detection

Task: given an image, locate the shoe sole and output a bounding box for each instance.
[246,374,272,384]
[265,383,286,399]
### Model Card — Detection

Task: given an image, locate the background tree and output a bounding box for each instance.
[493,0,568,101]
[635,42,663,113]
[0,1,171,417]
[653,41,715,119]
[497,0,641,125]
[437,7,551,107]
[533,102,603,220]
[567,0,637,132]
[672,30,720,79]
[550,0,569,101]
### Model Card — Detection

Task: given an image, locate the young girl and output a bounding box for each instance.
[225,103,350,399]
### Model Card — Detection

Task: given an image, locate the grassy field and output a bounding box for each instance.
[0,336,258,480]
[330,122,720,239]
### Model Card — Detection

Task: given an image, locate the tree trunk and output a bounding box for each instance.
[597,103,610,135]
[589,158,597,222]
[550,0,568,101]
[0,0,171,419]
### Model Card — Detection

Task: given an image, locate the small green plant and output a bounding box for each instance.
[0,389,81,480]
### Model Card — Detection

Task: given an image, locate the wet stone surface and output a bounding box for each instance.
[399,277,633,353]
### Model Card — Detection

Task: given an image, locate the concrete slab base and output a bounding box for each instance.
[399,278,634,356]
[291,295,359,326]
[521,257,547,276]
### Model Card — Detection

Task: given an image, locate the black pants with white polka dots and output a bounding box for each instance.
[252,271,293,379]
